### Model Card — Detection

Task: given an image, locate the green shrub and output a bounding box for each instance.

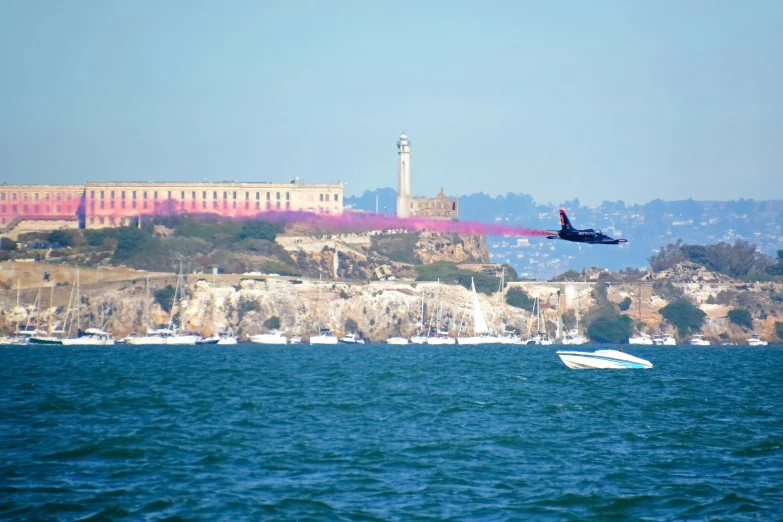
[415,261,500,295]
[586,313,633,344]
[727,309,753,330]
[237,220,282,242]
[264,316,280,330]
[262,260,301,277]
[659,298,706,337]
[775,321,783,342]
[506,288,534,310]
[0,237,17,251]
[619,297,632,311]
[370,233,420,264]
[154,285,176,313]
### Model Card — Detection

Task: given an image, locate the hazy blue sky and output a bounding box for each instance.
[1,1,781,205]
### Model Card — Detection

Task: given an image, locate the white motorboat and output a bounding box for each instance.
[410,335,428,344]
[386,336,409,345]
[523,333,553,345]
[339,333,365,344]
[746,334,768,347]
[195,335,221,345]
[289,335,303,345]
[62,328,115,346]
[628,333,654,345]
[561,329,588,345]
[557,349,653,370]
[166,333,199,345]
[250,330,288,345]
[310,328,339,345]
[216,334,238,345]
[652,334,676,346]
[689,335,711,346]
[124,329,169,345]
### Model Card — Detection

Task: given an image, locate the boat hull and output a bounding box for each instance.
[427,337,456,345]
[310,336,338,345]
[386,337,409,345]
[557,350,653,370]
[61,338,115,346]
[457,336,502,345]
[29,337,63,346]
[628,337,654,345]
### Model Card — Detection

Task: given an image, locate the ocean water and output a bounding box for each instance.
[1,344,782,521]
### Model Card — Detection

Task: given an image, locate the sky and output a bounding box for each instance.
[1,1,781,206]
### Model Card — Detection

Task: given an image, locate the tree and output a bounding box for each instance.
[236,220,281,242]
[154,285,176,313]
[47,229,72,247]
[659,298,706,337]
[0,237,17,251]
[586,313,633,344]
[112,227,150,262]
[618,297,632,311]
[506,288,534,310]
[562,309,576,332]
[727,309,753,330]
[264,316,280,330]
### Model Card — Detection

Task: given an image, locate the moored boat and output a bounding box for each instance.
[249,330,288,345]
[339,333,365,344]
[386,336,409,345]
[746,334,768,347]
[310,328,338,345]
[557,349,653,369]
[628,333,654,345]
[689,335,711,346]
[652,333,676,346]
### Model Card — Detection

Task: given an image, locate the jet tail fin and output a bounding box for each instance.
[559,209,573,231]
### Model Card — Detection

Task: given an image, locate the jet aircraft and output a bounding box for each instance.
[546,209,627,245]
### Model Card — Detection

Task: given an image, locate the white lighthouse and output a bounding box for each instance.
[396,133,412,217]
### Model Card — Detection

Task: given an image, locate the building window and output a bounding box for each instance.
[90,202,95,211]
[213,191,217,199]
[143,201,147,209]
[56,193,61,200]
[90,218,94,224]
[334,194,338,202]
[120,218,125,225]
[245,192,249,200]
[90,191,95,199]
[0,192,4,200]
[266,202,271,210]
[99,218,104,224]
[244,201,248,210]
[110,201,114,209]
[286,192,290,200]
[100,201,104,209]
[255,202,260,210]
[266,192,270,201]
[168,191,172,199]
[276,202,280,210]
[132,201,136,209]
[34,193,39,200]
[143,191,147,199]
[191,201,195,210]
[12,205,17,212]
[232,201,236,209]
[202,201,206,209]
[286,202,290,210]
[121,201,125,209]
[45,193,50,200]
[319,194,324,202]
[255,192,260,200]
[202,191,206,199]
[109,190,114,198]
[191,191,195,199]
[213,201,218,209]
[99,191,104,199]
[223,191,227,199]
[276,192,280,200]
[232,191,237,200]
[55,205,60,212]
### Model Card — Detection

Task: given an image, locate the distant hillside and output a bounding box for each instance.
[347,189,783,278]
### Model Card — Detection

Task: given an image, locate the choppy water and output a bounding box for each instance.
[2,344,782,521]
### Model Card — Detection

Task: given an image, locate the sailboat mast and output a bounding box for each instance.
[76,268,80,334]
[47,286,54,336]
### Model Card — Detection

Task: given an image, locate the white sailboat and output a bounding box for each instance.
[124,277,168,345]
[523,297,552,345]
[61,270,115,346]
[426,280,455,345]
[2,282,29,345]
[165,263,199,345]
[628,287,654,345]
[410,291,428,344]
[561,294,587,345]
[29,288,63,346]
[457,278,501,345]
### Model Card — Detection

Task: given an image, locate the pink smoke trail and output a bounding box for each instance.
[256,210,549,237]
